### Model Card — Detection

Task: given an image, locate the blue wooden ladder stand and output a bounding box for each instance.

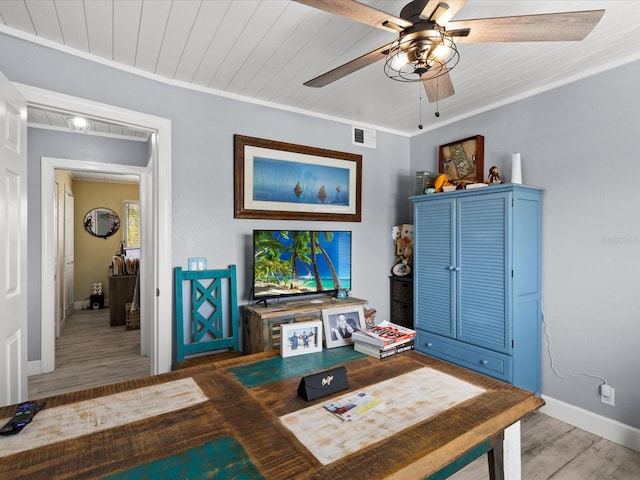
[173,265,241,369]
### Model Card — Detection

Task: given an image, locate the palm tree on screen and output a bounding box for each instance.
[309,231,341,291]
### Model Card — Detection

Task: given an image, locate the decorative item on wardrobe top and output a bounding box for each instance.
[438,135,484,189]
[511,152,523,184]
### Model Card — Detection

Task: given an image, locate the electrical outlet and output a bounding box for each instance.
[600,384,615,406]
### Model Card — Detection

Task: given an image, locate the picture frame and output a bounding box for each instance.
[281,321,323,358]
[234,134,362,222]
[439,135,484,184]
[322,305,366,348]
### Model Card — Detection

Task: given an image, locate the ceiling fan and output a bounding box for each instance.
[296,0,605,103]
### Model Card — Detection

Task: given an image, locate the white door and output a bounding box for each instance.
[54,179,61,337]
[63,187,74,319]
[0,71,27,406]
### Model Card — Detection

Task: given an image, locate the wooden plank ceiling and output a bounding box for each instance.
[1,0,640,135]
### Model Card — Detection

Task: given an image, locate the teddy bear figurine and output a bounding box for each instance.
[391,224,413,276]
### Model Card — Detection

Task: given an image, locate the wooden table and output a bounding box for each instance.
[0,349,543,479]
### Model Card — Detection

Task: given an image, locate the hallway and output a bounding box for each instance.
[28,307,150,399]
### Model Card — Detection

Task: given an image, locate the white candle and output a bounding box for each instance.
[511,152,522,184]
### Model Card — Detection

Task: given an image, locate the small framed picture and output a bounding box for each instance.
[439,135,484,184]
[281,321,323,358]
[322,305,365,348]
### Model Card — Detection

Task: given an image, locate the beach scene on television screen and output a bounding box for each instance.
[254,231,351,298]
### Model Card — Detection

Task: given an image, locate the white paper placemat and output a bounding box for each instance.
[280,367,485,465]
[0,377,208,458]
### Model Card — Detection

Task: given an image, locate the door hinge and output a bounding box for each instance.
[511,270,514,278]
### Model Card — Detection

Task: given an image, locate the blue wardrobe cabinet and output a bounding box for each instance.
[411,184,543,393]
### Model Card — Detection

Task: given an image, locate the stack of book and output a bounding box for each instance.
[352,320,417,359]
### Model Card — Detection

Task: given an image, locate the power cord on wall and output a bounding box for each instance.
[542,301,609,388]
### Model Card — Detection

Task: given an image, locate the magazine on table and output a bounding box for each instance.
[351,320,416,348]
[354,340,415,359]
[324,392,385,421]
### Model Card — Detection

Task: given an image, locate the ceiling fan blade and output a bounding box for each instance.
[304,43,392,88]
[448,10,605,43]
[422,71,455,103]
[294,0,411,33]
[420,0,467,26]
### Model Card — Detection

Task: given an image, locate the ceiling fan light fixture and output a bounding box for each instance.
[384,29,459,82]
[65,115,93,133]
[390,51,409,71]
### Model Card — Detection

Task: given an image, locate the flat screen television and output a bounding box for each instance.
[252,230,352,304]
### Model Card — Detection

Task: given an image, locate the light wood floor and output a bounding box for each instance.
[451,410,640,479]
[26,310,640,479]
[28,307,151,399]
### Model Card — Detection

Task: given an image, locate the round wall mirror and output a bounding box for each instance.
[84,207,120,238]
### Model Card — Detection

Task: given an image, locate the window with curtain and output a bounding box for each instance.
[123,201,140,249]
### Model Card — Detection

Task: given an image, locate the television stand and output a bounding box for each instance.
[242,296,368,353]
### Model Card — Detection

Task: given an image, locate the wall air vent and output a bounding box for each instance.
[352,126,376,148]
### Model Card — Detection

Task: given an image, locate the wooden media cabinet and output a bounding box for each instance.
[242,296,368,354]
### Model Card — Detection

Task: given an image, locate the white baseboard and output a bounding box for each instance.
[541,395,640,453]
[28,359,42,376]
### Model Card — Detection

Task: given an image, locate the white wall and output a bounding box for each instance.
[410,59,640,431]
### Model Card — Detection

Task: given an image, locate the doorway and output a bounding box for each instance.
[18,83,173,378]
[55,167,142,351]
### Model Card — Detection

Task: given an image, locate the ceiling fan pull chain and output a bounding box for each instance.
[435,76,441,118]
[418,79,423,129]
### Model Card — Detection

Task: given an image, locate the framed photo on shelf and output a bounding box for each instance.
[322,305,366,348]
[439,135,484,184]
[234,134,362,222]
[280,321,323,358]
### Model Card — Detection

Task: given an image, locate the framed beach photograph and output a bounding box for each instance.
[281,321,323,358]
[322,305,365,348]
[439,135,484,184]
[234,134,362,222]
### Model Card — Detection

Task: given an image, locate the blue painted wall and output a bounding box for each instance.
[0,32,408,367]
[410,59,640,430]
[2,27,638,434]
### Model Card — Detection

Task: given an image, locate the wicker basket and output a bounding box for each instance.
[125,303,140,330]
